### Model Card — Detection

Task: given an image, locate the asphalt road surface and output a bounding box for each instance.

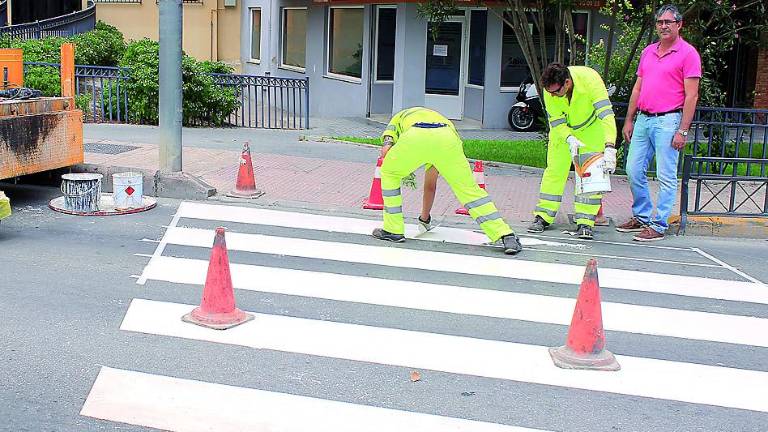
[1,183,767,431]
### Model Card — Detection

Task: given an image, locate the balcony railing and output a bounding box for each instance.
[0,0,96,40]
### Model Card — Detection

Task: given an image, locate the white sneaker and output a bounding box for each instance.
[417,216,433,234]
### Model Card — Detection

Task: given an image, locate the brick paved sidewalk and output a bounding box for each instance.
[84,136,668,230]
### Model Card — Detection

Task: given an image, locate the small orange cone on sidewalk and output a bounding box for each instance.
[228,142,264,199]
[456,160,486,215]
[549,259,620,371]
[182,227,254,330]
[363,156,385,210]
[595,204,609,226]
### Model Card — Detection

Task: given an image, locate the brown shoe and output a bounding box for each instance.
[633,227,664,242]
[616,217,646,233]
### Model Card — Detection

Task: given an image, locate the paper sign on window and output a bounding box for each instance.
[433,45,448,57]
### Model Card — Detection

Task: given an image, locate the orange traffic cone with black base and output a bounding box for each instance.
[549,259,620,371]
[456,160,485,215]
[228,142,264,198]
[182,227,254,330]
[363,157,385,210]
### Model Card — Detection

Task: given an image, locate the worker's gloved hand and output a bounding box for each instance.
[566,135,585,158]
[603,146,617,174]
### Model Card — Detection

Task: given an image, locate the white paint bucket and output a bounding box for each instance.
[574,154,612,195]
[113,172,143,210]
[61,173,102,213]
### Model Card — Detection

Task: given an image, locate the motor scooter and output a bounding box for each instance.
[508,78,544,132]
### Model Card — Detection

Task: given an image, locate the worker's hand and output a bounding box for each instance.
[566,135,585,158]
[622,121,634,143]
[603,146,617,174]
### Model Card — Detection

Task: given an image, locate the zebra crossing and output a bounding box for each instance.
[81,201,768,431]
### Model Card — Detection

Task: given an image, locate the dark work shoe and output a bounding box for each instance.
[633,227,664,242]
[501,233,523,255]
[576,224,594,240]
[527,215,550,233]
[417,215,433,234]
[372,228,405,243]
[616,217,646,233]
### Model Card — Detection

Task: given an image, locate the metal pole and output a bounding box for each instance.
[159,0,183,173]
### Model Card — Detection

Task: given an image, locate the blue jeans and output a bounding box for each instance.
[625,112,682,234]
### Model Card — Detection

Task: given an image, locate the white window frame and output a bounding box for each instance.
[280,7,308,73]
[249,7,261,64]
[325,5,365,84]
[465,7,487,90]
[373,5,396,84]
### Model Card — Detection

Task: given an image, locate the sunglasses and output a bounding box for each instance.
[546,83,565,96]
[655,19,680,26]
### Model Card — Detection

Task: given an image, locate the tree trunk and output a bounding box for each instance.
[602,0,620,82]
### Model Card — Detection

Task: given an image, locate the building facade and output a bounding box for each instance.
[241,0,611,128]
[94,0,242,69]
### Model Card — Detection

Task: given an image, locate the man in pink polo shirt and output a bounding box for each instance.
[617,4,701,241]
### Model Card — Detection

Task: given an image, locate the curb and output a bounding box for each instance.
[670,215,768,239]
[71,163,216,201]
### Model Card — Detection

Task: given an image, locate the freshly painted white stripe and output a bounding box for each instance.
[82,367,548,432]
[162,227,768,305]
[175,202,592,251]
[136,212,182,285]
[521,231,695,251]
[143,256,768,347]
[122,299,768,413]
[692,247,766,286]
[86,366,551,431]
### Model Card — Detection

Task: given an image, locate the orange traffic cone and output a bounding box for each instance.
[549,259,620,371]
[363,157,384,210]
[595,204,609,226]
[182,227,254,330]
[456,160,486,215]
[228,142,264,198]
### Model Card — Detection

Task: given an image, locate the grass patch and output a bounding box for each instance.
[333,136,548,169]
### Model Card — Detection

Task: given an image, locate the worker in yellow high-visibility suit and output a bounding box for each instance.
[372,107,522,255]
[528,63,618,240]
[0,190,11,221]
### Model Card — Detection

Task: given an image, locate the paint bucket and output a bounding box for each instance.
[574,154,612,195]
[61,173,102,213]
[113,172,143,210]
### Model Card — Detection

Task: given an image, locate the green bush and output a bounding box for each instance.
[71,21,126,66]
[119,38,240,126]
[24,66,60,96]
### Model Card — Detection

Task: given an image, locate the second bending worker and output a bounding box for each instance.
[528,63,617,239]
[372,107,522,255]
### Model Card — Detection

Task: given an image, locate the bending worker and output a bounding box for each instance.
[372,107,522,255]
[528,63,617,240]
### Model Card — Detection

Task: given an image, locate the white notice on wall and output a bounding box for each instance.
[433,45,448,57]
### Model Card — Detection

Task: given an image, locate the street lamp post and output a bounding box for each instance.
[158,0,183,173]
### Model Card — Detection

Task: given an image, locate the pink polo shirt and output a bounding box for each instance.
[636,37,701,114]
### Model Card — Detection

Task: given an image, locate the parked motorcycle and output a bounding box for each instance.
[508,78,544,132]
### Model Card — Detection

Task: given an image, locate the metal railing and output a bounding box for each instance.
[679,155,768,233]
[613,104,768,175]
[0,1,95,40]
[208,73,310,129]
[23,62,311,129]
[23,62,131,124]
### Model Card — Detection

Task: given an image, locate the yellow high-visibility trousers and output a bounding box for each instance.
[380,126,513,242]
[534,124,604,227]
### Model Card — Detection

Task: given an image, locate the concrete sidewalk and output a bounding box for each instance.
[82,123,654,233]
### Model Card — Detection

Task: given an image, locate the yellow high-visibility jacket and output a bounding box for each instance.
[543,66,617,147]
[381,107,459,144]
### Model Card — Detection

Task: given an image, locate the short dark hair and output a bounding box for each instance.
[541,63,570,88]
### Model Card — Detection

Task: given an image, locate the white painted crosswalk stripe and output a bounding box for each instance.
[143,255,768,347]
[82,367,549,432]
[122,299,768,413]
[151,226,768,305]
